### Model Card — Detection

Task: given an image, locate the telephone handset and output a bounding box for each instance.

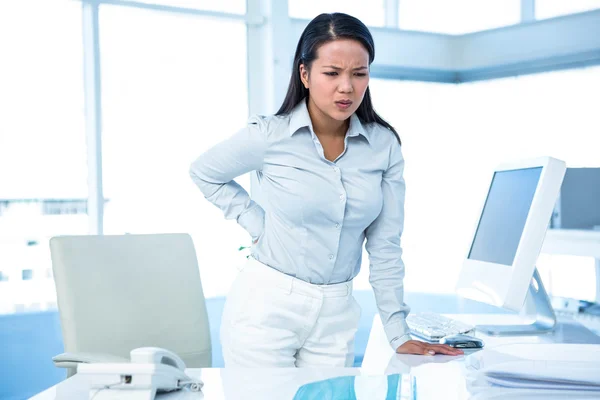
[130,347,187,374]
[77,347,203,399]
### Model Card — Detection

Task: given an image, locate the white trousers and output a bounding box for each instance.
[220,256,361,368]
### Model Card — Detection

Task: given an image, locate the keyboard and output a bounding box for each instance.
[406,312,475,342]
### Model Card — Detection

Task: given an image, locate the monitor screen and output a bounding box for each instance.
[468,167,543,265]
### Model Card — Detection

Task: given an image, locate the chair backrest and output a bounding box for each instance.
[50,233,211,367]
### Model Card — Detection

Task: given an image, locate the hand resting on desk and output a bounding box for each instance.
[396,340,464,356]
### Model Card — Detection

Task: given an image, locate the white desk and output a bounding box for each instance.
[30,368,366,400]
[30,314,600,400]
[362,314,600,399]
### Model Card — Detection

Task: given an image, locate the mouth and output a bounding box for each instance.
[335,100,353,109]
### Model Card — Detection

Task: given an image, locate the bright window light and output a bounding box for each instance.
[288,0,386,27]
[398,0,521,34]
[536,0,600,19]
[100,6,250,298]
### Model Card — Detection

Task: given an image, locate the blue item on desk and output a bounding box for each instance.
[293,374,412,400]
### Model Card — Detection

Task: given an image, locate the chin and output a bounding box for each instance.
[330,108,354,120]
[329,114,348,121]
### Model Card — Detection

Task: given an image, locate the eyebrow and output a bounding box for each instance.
[323,65,368,71]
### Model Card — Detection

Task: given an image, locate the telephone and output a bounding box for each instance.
[76,347,203,400]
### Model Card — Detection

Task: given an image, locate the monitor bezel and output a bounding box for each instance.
[455,157,566,311]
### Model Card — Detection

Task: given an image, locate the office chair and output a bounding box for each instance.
[49,233,211,377]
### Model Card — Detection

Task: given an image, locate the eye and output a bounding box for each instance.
[355,72,367,77]
[324,72,338,76]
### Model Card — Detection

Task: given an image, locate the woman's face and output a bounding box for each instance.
[300,39,370,123]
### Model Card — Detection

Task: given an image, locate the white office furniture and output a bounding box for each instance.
[30,313,600,400]
[30,368,367,400]
[542,228,600,303]
[49,234,212,377]
[362,314,600,376]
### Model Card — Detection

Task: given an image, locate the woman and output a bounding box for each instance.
[190,12,462,367]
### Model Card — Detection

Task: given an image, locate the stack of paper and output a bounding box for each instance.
[465,344,600,394]
[480,360,600,390]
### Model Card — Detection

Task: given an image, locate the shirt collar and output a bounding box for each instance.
[288,99,370,144]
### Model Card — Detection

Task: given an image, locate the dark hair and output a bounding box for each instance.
[276,13,401,145]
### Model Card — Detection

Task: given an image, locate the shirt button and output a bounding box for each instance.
[339,194,344,201]
[333,166,339,172]
[335,223,340,228]
[328,254,334,260]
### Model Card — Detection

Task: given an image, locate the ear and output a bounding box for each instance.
[299,64,309,89]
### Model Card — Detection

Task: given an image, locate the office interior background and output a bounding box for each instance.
[1,0,600,398]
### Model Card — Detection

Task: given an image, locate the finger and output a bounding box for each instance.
[438,344,464,355]
[428,345,463,356]
[412,342,438,356]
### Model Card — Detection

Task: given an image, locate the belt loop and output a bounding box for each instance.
[287,277,294,295]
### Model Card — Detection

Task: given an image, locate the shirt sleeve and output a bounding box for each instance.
[365,140,412,351]
[189,115,267,241]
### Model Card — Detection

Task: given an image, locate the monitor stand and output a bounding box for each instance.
[476,268,557,335]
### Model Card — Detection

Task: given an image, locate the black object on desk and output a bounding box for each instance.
[439,334,485,349]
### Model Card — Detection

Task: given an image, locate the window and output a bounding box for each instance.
[537,255,597,302]
[0,0,87,313]
[118,0,245,14]
[42,199,89,215]
[366,66,600,295]
[398,0,521,34]
[288,0,386,27]
[363,80,460,293]
[100,6,249,298]
[536,0,600,19]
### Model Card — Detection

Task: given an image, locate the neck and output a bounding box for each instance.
[307,97,349,138]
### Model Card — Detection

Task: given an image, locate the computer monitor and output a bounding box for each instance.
[456,157,566,335]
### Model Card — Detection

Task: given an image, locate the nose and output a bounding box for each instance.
[338,75,353,93]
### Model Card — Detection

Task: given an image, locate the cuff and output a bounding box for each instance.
[384,319,412,351]
[237,202,265,241]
